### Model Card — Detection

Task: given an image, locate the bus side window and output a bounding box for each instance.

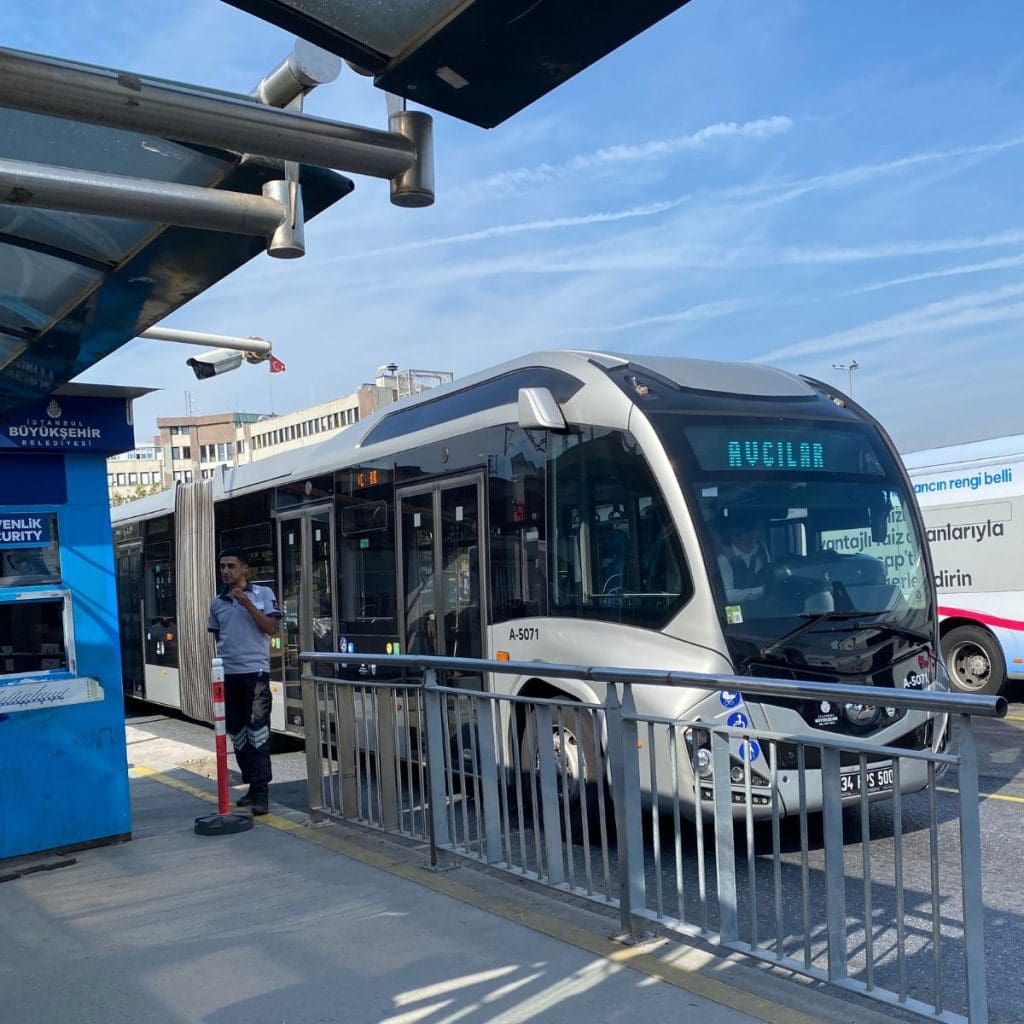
[488,429,547,623]
[548,428,692,626]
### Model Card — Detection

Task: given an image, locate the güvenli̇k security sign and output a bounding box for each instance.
[0,514,51,548]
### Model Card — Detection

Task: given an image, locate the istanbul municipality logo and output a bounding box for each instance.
[7,397,103,449]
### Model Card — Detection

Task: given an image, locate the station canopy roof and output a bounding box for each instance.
[0,102,353,418]
[1,2,689,418]
[225,0,692,128]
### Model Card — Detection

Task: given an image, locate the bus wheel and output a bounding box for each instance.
[519,703,608,844]
[449,721,479,796]
[942,625,1006,696]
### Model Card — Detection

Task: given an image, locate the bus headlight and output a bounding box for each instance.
[730,762,771,787]
[843,702,881,727]
[696,748,713,778]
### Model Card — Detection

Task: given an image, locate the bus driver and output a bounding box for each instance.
[717,512,773,605]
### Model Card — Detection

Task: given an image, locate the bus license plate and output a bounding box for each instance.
[839,763,894,796]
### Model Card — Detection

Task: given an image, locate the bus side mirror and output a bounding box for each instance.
[518,387,566,431]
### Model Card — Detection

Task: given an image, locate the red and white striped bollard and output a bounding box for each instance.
[211,657,230,815]
[194,656,255,836]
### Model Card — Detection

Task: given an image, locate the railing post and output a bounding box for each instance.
[536,702,566,886]
[607,683,645,940]
[821,746,848,982]
[712,728,738,944]
[337,683,359,816]
[376,682,401,831]
[422,667,450,865]
[957,715,989,1024]
[620,684,646,932]
[474,697,504,864]
[606,685,631,933]
[301,660,324,820]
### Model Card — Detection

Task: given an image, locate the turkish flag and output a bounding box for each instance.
[269,355,286,373]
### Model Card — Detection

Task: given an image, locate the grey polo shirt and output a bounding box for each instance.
[207,583,281,674]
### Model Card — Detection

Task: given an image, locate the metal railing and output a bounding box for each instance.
[300,652,1005,1024]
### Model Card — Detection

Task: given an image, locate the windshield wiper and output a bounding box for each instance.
[829,618,932,646]
[759,611,882,661]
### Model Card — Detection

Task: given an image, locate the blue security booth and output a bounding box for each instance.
[0,386,143,859]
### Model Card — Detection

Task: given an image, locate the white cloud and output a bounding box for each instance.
[758,281,1024,362]
[844,252,1024,294]
[319,201,687,262]
[555,299,753,336]
[478,116,795,192]
[301,135,1024,276]
[772,232,1024,267]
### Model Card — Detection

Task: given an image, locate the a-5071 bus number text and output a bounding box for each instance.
[509,627,540,641]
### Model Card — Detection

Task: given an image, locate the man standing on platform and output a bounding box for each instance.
[207,546,281,816]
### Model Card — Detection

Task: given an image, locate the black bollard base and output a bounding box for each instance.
[194,811,255,836]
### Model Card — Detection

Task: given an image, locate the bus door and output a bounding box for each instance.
[114,539,143,698]
[397,473,488,691]
[276,505,337,733]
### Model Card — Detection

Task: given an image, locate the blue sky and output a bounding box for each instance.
[7,1,1024,452]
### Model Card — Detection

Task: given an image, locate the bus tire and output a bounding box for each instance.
[519,702,609,844]
[942,625,1006,696]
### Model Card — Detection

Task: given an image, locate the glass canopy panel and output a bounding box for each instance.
[0,246,102,335]
[0,51,355,415]
[271,0,465,56]
[0,109,229,266]
[0,333,28,368]
[226,0,693,129]
[0,294,49,335]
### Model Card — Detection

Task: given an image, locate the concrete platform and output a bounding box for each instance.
[4,729,923,1024]
[1,768,811,1024]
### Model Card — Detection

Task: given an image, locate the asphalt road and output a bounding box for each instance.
[127,683,1024,1023]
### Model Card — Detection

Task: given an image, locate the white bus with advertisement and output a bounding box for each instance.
[903,435,1024,696]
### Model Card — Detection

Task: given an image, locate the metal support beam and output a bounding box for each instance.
[0,156,286,236]
[139,328,272,358]
[0,47,419,181]
[253,39,342,108]
[388,109,434,209]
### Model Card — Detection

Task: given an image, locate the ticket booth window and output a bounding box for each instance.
[0,593,73,676]
[0,514,62,588]
[0,513,71,677]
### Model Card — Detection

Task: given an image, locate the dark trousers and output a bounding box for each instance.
[225,672,272,786]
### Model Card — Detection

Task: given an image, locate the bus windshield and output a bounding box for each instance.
[655,416,932,662]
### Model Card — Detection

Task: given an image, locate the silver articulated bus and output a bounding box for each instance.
[112,350,945,818]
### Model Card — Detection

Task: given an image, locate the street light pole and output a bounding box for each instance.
[832,359,859,396]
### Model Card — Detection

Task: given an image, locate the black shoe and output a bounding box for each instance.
[236,786,255,808]
[250,786,269,816]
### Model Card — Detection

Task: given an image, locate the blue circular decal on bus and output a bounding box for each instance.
[738,740,761,762]
[727,712,749,729]
[720,690,742,709]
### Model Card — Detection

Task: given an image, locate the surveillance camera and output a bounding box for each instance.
[186,348,244,380]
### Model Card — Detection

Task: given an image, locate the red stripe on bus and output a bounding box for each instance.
[939,606,1024,632]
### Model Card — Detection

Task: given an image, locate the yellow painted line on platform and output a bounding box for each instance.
[1004,715,1024,723]
[134,765,824,1024]
[938,785,1024,805]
